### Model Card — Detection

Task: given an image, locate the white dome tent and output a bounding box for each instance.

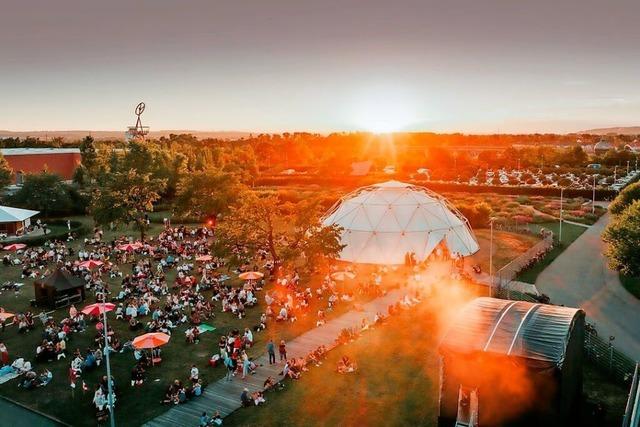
[321,181,479,265]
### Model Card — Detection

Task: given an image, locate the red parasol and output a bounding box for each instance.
[81,302,116,316]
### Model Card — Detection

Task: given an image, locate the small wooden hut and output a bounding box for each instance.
[34,269,85,309]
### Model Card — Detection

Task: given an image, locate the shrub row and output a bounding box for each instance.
[11,220,91,246]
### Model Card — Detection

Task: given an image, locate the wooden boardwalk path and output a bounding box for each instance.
[144,288,406,427]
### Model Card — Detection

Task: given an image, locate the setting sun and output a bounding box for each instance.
[352,87,417,133]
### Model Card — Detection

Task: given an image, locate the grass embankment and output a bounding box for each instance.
[620,275,640,299]
[516,221,587,284]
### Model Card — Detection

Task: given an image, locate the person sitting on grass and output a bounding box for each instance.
[252,390,266,406]
[337,355,358,374]
[189,364,199,382]
[130,362,145,386]
[263,375,284,392]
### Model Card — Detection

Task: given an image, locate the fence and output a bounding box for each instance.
[623,364,640,427]
[496,233,554,288]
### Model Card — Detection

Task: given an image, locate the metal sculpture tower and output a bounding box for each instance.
[125,102,149,142]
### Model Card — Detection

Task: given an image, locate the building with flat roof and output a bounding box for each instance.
[0,148,81,184]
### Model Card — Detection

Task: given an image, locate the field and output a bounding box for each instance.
[225,289,628,427]
[470,229,541,274]
[0,210,602,426]
[0,218,379,426]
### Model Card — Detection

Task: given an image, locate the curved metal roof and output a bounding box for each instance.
[440,297,584,368]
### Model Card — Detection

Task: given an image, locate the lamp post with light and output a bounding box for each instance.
[559,187,564,244]
[489,217,495,297]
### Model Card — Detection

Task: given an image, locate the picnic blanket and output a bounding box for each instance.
[0,369,19,385]
[197,323,216,334]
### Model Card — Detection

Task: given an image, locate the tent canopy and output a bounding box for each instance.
[320,180,479,264]
[439,297,584,369]
[0,206,39,223]
[39,269,85,291]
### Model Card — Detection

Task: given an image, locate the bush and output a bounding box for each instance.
[10,220,91,246]
[610,182,640,215]
[604,200,640,276]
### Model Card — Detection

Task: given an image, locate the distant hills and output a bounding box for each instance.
[579,126,640,135]
[0,130,252,141]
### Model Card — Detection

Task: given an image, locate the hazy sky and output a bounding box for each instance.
[1,0,640,133]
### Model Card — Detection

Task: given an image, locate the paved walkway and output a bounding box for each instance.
[144,288,406,427]
[0,396,66,426]
[536,211,640,359]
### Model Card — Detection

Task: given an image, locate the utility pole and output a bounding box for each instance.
[592,175,596,214]
[489,218,495,298]
[559,187,564,244]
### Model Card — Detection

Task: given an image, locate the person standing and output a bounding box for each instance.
[0,342,8,366]
[278,340,287,362]
[223,354,234,382]
[267,339,276,365]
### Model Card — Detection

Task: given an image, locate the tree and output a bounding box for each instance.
[609,181,640,215]
[0,153,13,189]
[90,169,167,241]
[216,190,344,267]
[79,135,99,177]
[603,200,640,276]
[8,172,72,216]
[174,168,243,220]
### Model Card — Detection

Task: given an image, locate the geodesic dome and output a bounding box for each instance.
[321,181,479,265]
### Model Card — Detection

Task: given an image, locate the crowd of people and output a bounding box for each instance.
[0,218,435,426]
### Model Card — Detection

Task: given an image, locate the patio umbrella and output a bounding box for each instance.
[116,242,143,252]
[0,312,15,321]
[78,260,104,270]
[81,302,116,316]
[132,332,171,349]
[239,271,264,281]
[330,271,356,281]
[195,255,212,262]
[3,243,26,251]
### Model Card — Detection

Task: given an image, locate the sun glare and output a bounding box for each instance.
[352,87,417,133]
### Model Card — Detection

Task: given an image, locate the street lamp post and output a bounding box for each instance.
[627,160,630,175]
[489,218,494,297]
[592,175,597,215]
[559,187,564,244]
[101,303,115,427]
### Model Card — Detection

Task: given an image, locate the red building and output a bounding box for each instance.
[0,148,82,184]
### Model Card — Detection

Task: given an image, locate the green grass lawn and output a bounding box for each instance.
[224,294,628,427]
[620,275,640,299]
[0,216,378,426]
[516,221,587,284]
[225,299,441,427]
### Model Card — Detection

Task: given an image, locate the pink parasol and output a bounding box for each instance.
[81,302,116,316]
[3,243,26,251]
[78,260,104,270]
